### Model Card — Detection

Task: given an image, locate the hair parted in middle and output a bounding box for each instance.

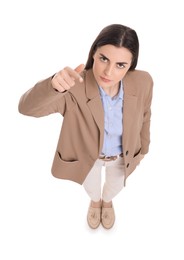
[85,24,139,71]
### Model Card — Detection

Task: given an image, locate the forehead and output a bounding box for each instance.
[95,44,132,62]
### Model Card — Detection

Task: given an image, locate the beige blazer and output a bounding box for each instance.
[18,69,153,184]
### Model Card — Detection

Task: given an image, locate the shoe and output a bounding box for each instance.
[101,203,115,229]
[87,203,101,229]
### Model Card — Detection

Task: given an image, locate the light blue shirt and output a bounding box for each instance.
[99,81,123,156]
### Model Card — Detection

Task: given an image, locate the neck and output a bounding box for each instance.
[101,83,120,97]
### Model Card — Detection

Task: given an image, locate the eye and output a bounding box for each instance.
[117,63,126,69]
[100,56,108,63]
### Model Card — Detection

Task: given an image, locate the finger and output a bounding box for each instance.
[74,64,85,82]
[57,77,72,90]
[64,65,84,83]
[52,73,71,92]
[52,80,68,93]
[52,81,65,92]
[60,69,75,86]
[74,64,85,73]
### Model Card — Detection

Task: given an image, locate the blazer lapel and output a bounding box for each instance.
[122,73,138,141]
[85,70,104,152]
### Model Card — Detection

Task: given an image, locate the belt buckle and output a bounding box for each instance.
[100,155,117,161]
[99,155,109,160]
[104,155,112,161]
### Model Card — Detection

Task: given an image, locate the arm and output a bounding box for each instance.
[18,64,84,117]
[18,76,66,117]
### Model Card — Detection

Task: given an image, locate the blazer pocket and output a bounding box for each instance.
[133,148,141,158]
[52,151,81,181]
[58,151,78,163]
[132,148,141,167]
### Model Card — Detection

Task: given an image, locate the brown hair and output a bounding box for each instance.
[85,24,139,71]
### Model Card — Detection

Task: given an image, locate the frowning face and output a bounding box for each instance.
[93,44,132,90]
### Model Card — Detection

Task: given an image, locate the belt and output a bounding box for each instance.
[99,153,123,161]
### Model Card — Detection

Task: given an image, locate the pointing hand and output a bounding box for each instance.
[51,64,85,92]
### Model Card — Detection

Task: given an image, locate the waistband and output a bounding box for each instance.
[99,153,123,161]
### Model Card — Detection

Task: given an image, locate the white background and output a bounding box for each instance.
[0,0,184,259]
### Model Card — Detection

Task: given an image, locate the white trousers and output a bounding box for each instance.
[83,157,125,203]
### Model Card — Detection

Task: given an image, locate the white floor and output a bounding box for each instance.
[1,92,184,260]
[1,1,184,259]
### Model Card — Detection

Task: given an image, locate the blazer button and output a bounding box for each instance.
[126,163,129,168]
[126,151,129,156]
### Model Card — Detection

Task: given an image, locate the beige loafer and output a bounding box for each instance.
[101,204,115,229]
[87,204,101,229]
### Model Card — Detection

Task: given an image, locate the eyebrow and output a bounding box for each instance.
[99,53,129,65]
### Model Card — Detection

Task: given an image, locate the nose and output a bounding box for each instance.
[104,64,114,76]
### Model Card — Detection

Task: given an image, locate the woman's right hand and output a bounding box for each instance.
[51,64,85,92]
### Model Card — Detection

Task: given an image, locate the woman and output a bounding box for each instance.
[18,24,153,229]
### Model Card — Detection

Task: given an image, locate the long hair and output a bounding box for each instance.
[85,24,139,71]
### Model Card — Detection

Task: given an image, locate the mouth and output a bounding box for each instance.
[100,76,112,83]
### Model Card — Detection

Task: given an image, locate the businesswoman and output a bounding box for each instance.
[19,24,153,229]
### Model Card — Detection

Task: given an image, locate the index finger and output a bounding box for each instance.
[64,66,83,82]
